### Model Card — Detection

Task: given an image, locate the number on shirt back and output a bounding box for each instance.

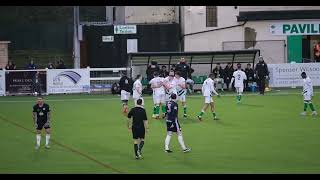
[167,102,172,113]
[237,74,241,80]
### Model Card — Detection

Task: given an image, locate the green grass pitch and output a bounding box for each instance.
[0,89,320,174]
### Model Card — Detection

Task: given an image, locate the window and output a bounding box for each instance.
[206,6,217,27]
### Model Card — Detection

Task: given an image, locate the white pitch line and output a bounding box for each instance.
[0,91,319,103]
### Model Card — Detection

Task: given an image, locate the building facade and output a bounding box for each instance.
[79,6,181,68]
[182,6,320,64]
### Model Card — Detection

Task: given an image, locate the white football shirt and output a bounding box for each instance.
[232,70,247,88]
[149,77,165,95]
[133,79,142,99]
[303,77,313,95]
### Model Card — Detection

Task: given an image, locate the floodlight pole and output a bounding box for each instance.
[73,6,81,69]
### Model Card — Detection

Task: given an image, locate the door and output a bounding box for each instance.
[287,35,302,63]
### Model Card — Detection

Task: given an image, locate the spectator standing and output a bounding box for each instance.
[244,63,255,91]
[254,56,269,95]
[175,57,191,80]
[159,65,169,78]
[314,41,320,62]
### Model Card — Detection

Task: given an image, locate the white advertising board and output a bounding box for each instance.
[0,70,5,96]
[47,69,90,94]
[268,63,320,87]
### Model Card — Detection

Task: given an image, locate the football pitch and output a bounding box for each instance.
[0,89,320,174]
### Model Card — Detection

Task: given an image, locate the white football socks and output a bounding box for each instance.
[36,134,41,146]
[178,135,186,150]
[165,134,171,150]
[45,134,50,146]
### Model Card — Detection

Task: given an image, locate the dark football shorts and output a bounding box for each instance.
[166,119,181,132]
[132,127,145,139]
[36,120,50,130]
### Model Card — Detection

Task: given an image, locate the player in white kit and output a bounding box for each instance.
[174,71,188,118]
[132,74,144,107]
[149,71,166,119]
[197,73,220,121]
[230,63,247,104]
[300,72,317,116]
[163,70,177,103]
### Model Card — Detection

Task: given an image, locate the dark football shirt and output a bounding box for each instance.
[166,100,178,121]
[33,103,50,122]
[127,107,148,129]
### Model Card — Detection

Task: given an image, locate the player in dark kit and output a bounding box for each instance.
[127,99,149,160]
[33,97,51,150]
[164,93,191,153]
[119,72,133,114]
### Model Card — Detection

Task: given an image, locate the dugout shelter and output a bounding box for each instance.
[128,49,261,89]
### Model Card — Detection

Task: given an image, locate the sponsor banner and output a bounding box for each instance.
[270,21,320,35]
[268,63,320,87]
[47,69,90,94]
[0,70,5,96]
[114,25,137,34]
[5,71,47,94]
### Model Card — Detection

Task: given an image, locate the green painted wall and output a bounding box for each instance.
[287,35,302,63]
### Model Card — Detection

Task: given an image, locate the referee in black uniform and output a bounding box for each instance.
[127,99,149,159]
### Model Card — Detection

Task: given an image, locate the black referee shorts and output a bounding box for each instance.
[132,127,145,139]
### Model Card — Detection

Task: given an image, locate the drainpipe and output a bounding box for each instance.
[73,6,80,69]
[178,6,183,52]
